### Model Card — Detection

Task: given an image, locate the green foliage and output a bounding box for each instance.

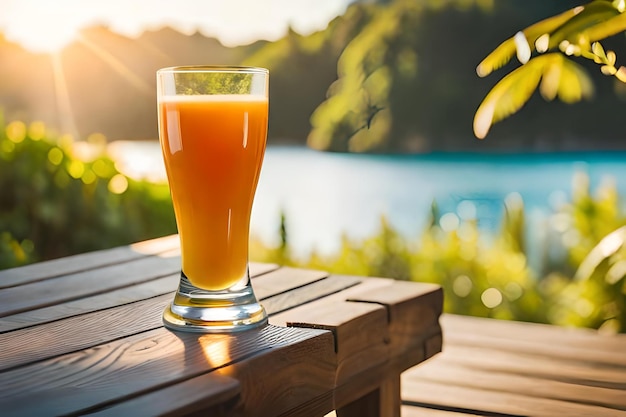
[251,171,626,333]
[474,53,594,139]
[172,70,255,95]
[0,118,176,270]
[475,0,626,138]
[242,13,368,142]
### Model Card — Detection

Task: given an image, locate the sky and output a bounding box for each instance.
[0,0,354,53]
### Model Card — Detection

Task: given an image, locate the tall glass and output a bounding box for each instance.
[157,66,268,332]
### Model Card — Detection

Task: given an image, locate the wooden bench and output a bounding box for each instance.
[0,235,442,417]
[401,314,626,417]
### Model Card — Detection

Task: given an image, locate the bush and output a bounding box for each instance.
[0,118,176,270]
[251,175,626,333]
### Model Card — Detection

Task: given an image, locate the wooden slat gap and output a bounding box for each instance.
[258,274,331,301]
[438,354,626,391]
[445,338,626,373]
[0,252,162,290]
[67,365,243,417]
[287,322,339,354]
[0,323,169,374]
[345,299,392,324]
[0,291,170,336]
[401,400,526,417]
[265,276,362,317]
[249,264,282,279]
[413,370,626,412]
[0,270,178,319]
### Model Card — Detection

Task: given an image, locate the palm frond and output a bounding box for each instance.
[539,54,594,102]
[580,11,626,43]
[473,57,546,139]
[476,7,582,77]
[474,53,593,138]
[547,0,621,50]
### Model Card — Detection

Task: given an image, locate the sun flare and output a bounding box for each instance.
[6,17,79,54]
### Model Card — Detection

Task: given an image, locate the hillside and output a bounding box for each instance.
[1,0,625,152]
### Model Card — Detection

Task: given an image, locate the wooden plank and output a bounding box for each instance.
[269,276,396,327]
[347,280,443,371]
[403,354,626,410]
[0,234,179,289]
[263,274,362,316]
[0,262,278,333]
[0,253,181,317]
[336,375,401,417]
[249,261,280,277]
[0,266,344,372]
[400,405,473,417]
[285,299,389,385]
[269,276,445,414]
[0,274,179,333]
[0,325,333,417]
[437,343,626,390]
[208,331,337,417]
[82,373,240,417]
[253,266,330,300]
[0,293,171,371]
[401,378,626,417]
[268,277,400,412]
[443,314,626,360]
[444,323,626,369]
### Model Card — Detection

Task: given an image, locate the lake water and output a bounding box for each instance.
[112,142,626,258]
[252,146,626,258]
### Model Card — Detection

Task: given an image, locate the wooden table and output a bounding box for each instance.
[0,235,443,417]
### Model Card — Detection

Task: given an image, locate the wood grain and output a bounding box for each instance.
[0,254,181,317]
[85,372,240,417]
[253,266,330,300]
[443,314,626,361]
[0,294,171,371]
[0,234,179,289]
[403,354,626,410]
[0,325,332,417]
[0,243,450,417]
[438,343,626,389]
[347,280,443,372]
[263,274,361,316]
[400,313,626,416]
[0,262,278,333]
[401,377,626,417]
[0,266,328,372]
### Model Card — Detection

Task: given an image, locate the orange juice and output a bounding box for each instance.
[159,95,268,290]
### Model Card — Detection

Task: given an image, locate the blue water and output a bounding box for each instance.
[251,146,626,257]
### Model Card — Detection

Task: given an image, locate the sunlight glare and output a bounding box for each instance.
[1,0,352,52]
[198,335,232,369]
[2,4,82,53]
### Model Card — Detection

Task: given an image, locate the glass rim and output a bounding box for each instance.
[157,65,268,75]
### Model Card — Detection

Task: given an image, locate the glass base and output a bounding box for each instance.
[163,270,268,333]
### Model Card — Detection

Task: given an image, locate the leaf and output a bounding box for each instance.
[539,54,594,103]
[474,54,593,138]
[592,41,607,58]
[601,65,618,75]
[474,57,545,139]
[554,57,594,103]
[575,225,626,281]
[579,9,626,43]
[545,0,621,50]
[476,7,582,77]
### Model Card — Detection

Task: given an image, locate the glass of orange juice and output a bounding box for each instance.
[157,66,268,332]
